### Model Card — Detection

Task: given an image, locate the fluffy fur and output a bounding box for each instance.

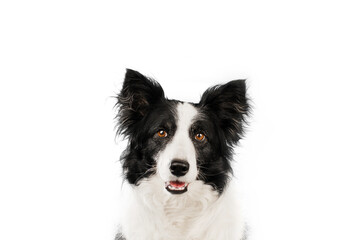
[115,69,250,240]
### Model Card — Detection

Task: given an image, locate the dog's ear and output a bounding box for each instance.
[116,69,165,136]
[199,80,250,145]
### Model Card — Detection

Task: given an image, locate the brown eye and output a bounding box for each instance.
[157,130,167,138]
[195,133,206,141]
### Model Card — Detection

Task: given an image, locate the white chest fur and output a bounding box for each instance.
[119,176,245,240]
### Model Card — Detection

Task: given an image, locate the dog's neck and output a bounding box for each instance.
[119,176,244,240]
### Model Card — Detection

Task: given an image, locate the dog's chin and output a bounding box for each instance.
[165,181,189,194]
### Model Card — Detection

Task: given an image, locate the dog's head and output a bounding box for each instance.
[116,69,249,195]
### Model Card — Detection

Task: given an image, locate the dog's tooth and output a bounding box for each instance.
[166,183,188,191]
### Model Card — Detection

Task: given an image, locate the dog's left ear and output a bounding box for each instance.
[199,80,250,145]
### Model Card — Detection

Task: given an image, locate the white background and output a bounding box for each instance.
[1,1,362,240]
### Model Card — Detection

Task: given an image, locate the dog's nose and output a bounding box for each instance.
[170,159,189,177]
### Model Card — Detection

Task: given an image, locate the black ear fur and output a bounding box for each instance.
[199,80,250,145]
[116,69,165,136]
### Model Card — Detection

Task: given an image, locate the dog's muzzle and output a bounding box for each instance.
[165,159,190,194]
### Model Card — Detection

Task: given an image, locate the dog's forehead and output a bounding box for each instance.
[174,102,199,129]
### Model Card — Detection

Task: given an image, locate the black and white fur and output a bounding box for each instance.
[115,69,250,240]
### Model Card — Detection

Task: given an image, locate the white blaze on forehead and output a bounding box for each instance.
[157,102,199,183]
[172,103,198,160]
[176,102,198,136]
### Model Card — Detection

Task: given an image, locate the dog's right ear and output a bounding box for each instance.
[116,69,165,136]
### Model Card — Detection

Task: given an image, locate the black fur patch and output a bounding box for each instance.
[114,233,126,240]
[194,80,250,192]
[115,69,178,184]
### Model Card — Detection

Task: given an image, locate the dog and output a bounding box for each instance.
[115,69,250,240]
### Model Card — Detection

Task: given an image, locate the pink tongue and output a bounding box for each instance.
[169,181,185,187]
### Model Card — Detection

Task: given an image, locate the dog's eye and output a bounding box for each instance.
[157,130,168,138]
[195,133,206,141]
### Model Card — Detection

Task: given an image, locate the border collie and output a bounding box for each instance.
[115,69,250,240]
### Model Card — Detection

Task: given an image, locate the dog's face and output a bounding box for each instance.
[116,69,249,194]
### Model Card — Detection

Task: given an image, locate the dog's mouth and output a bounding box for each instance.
[165,181,189,194]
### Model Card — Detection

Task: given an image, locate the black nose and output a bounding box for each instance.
[170,159,189,177]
